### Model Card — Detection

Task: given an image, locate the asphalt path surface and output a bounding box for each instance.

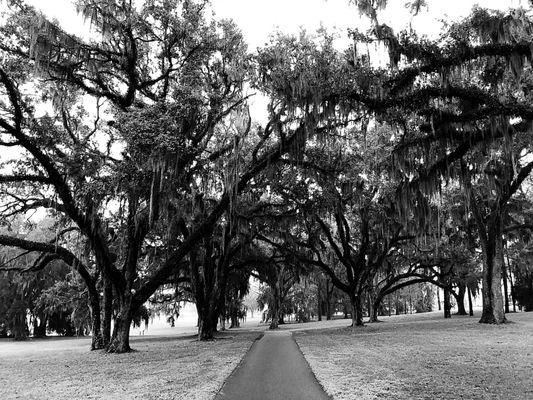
[215,330,330,400]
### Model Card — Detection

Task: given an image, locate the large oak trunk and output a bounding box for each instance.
[269,283,281,330]
[196,282,225,340]
[350,294,364,327]
[368,297,380,323]
[317,281,322,322]
[107,299,132,353]
[197,309,217,340]
[502,261,510,314]
[454,283,468,315]
[368,288,381,323]
[467,287,474,316]
[190,227,231,341]
[13,311,28,341]
[479,219,506,324]
[230,312,239,329]
[89,292,104,350]
[196,290,221,340]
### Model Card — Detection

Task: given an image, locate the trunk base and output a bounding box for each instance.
[479,311,507,324]
[106,338,131,353]
[198,318,217,341]
[91,332,105,351]
[107,313,132,353]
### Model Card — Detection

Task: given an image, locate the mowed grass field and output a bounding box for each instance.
[1,312,532,400]
[0,330,260,400]
[295,311,533,400]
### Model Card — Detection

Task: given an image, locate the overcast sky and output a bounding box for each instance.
[25,0,523,49]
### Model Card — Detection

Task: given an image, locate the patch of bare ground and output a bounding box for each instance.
[0,331,259,400]
[294,311,533,400]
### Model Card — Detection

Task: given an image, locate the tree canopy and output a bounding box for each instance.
[1,0,533,353]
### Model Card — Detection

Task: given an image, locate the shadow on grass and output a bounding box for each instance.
[130,328,260,345]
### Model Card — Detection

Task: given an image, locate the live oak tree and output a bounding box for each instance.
[254,239,310,329]
[258,119,415,327]
[341,1,533,324]
[0,219,95,341]
[0,0,239,350]
[0,218,105,347]
[0,0,337,351]
[504,188,533,312]
[4,0,533,358]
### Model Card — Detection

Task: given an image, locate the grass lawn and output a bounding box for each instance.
[0,330,259,400]
[294,311,533,400]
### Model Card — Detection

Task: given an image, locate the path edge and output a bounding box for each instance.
[292,331,335,400]
[212,331,264,399]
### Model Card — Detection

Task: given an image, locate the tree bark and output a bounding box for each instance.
[107,298,132,353]
[368,292,381,323]
[326,301,332,320]
[508,269,517,312]
[325,281,333,320]
[479,218,506,324]
[230,311,239,329]
[196,287,224,340]
[88,287,104,350]
[502,260,510,314]
[368,299,380,323]
[350,293,364,327]
[102,279,113,347]
[197,309,217,340]
[33,315,47,338]
[317,279,322,322]
[269,282,281,330]
[13,312,28,341]
[454,283,468,315]
[467,287,474,316]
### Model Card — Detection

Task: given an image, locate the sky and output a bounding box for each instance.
[25,0,524,50]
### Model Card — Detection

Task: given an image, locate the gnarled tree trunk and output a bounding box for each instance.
[88,286,104,350]
[350,293,364,327]
[368,296,381,323]
[269,282,281,330]
[479,217,506,324]
[107,296,132,353]
[443,288,451,318]
[454,283,468,315]
[197,306,218,340]
[502,260,510,314]
[468,287,474,316]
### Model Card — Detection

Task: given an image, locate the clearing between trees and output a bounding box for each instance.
[295,312,533,400]
[2,312,532,399]
[0,330,259,400]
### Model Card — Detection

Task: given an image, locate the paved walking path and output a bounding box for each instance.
[215,330,330,400]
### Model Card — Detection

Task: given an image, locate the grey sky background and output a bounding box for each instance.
[26,0,521,49]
